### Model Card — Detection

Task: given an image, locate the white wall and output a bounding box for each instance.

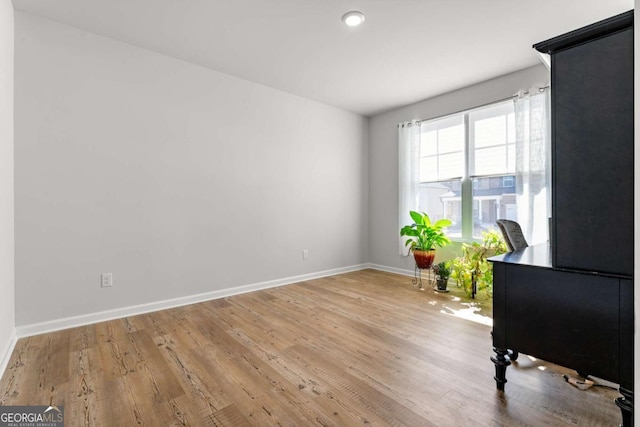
[14,13,369,327]
[0,2,15,370]
[368,65,550,272]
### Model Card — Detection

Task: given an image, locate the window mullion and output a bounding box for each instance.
[461,113,473,239]
[436,129,440,179]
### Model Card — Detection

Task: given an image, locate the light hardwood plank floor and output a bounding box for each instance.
[0,270,621,426]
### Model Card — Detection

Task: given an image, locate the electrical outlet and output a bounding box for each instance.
[101,273,113,288]
[302,250,309,260]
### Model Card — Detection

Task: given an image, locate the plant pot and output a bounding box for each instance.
[436,278,448,291]
[413,249,436,269]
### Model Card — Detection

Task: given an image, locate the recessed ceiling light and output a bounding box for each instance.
[342,11,365,27]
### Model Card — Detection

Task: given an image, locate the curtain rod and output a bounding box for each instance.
[414,84,550,125]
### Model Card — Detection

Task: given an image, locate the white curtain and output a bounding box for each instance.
[398,120,420,255]
[514,87,551,245]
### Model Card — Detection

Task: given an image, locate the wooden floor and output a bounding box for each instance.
[0,270,621,426]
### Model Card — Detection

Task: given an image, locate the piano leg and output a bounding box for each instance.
[491,347,511,391]
[615,387,633,427]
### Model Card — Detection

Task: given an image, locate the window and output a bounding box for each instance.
[417,116,465,236]
[469,102,518,237]
[416,100,520,239]
[399,89,550,248]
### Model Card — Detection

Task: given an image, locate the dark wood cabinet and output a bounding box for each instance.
[490,10,634,427]
[505,265,620,381]
[492,244,633,384]
[539,11,634,277]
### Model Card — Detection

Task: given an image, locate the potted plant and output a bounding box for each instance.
[432,261,451,292]
[450,229,507,298]
[400,211,452,269]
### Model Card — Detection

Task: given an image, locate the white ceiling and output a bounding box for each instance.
[12,0,634,116]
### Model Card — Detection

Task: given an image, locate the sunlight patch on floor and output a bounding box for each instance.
[439,301,493,326]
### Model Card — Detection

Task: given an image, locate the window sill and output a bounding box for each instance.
[448,237,483,244]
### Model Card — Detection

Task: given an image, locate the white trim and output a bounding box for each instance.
[0,330,17,380]
[16,264,369,338]
[369,263,457,290]
[367,263,414,277]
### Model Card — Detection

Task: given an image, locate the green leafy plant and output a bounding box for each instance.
[432,261,451,282]
[432,260,452,291]
[400,211,452,251]
[450,229,507,297]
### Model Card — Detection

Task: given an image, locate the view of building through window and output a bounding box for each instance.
[418,179,461,236]
[472,175,517,235]
[418,176,516,238]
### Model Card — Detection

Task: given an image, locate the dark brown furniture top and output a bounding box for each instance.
[535,10,634,277]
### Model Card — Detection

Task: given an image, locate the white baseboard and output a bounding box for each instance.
[370,263,459,291]
[15,264,370,338]
[0,330,18,381]
[368,263,414,277]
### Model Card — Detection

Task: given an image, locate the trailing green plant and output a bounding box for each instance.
[400,211,452,252]
[450,229,507,297]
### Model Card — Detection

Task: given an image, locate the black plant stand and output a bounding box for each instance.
[412,265,434,290]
